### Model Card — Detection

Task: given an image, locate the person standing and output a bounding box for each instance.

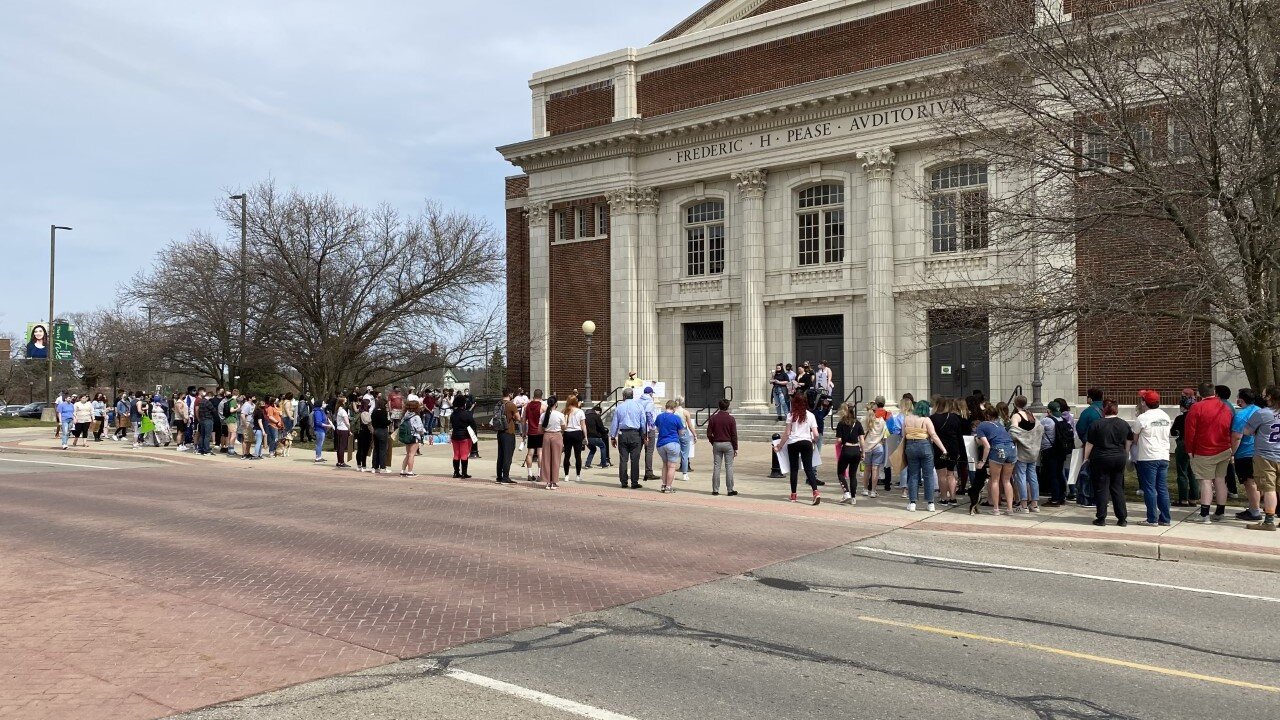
[834,402,864,505]
[813,396,833,459]
[1241,385,1280,531]
[1074,388,1105,506]
[281,393,296,441]
[1084,399,1134,527]
[450,400,477,479]
[333,397,351,468]
[522,390,544,481]
[653,400,685,494]
[640,387,659,481]
[609,388,646,489]
[902,401,948,512]
[624,370,645,390]
[388,386,404,429]
[355,397,373,472]
[1009,396,1044,513]
[772,363,791,421]
[860,402,888,497]
[264,397,282,457]
[562,395,586,483]
[90,393,106,442]
[796,362,817,408]
[538,396,565,489]
[398,400,424,476]
[513,388,529,452]
[198,390,218,456]
[57,394,76,450]
[1133,390,1172,526]
[250,401,267,460]
[1185,381,1235,523]
[312,400,333,463]
[72,394,92,448]
[239,394,257,458]
[1231,389,1263,522]
[495,390,518,484]
[930,398,965,507]
[674,396,696,482]
[975,405,1017,515]
[370,399,391,474]
[1039,401,1074,507]
[816,360,833,401]
[297,394,313,443]
[1170,392,1198,506]
[780,394,821,505]
[706,398,738,496]
[584,404,610,469]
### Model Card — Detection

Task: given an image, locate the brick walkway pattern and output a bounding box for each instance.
[0,465,880,719]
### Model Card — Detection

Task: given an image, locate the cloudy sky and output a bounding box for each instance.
[0,0,696,339]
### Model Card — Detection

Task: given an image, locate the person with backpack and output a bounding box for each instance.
[494,390,518,484]
[1039,401,1074,506]
[397,399,424,477]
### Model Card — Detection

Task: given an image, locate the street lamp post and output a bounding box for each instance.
[1030,320,1045,412]
[582,321,596,408]
[47,225,72,405]
[229,193,248,384]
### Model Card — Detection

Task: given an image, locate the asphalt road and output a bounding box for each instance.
[180,531,1280,720]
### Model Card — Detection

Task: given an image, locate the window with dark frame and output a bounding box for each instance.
[685,200,725,277]
[930,163,989,254]
[796,184,845,266]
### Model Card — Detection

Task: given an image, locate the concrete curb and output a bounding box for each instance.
[905,529,1280,573]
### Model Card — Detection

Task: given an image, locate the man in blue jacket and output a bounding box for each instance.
[56,394,75,450]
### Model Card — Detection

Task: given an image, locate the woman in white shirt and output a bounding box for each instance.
[860,403,888,497]
[539,396,565,489]
[333,397,352,468]
[561,395,586,483]
[72,396,94,447]
[776,394,821,505]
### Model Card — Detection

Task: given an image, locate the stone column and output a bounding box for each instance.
[856,148,897,403]
[526,201,551,392]
[732,169,769,410]
[636,188,660,384]
[612,57,638,121]
[607,187,641,392]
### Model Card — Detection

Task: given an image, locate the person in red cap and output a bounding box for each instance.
[1185,382,1234,523]
[1133,390,1172,526]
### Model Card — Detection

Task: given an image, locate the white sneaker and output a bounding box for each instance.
[682,473,689,482]
[518,442,525,452]
[907,503,916,512]
[574,474,582,483]
[927,503,936,512]
[860,488,869,496]
[1199,514,1212,524]
[870,490,878,498]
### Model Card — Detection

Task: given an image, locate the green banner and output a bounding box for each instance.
[53,322,74,361]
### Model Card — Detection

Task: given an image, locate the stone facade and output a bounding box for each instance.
[499,0,1220,407]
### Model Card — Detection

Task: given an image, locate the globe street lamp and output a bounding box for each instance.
[582,321,596,408]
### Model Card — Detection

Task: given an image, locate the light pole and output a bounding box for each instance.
[141,304,156,330]
[1030,320,1045,412]
[48,225,72,405]
[582,320,596,408]
[229,193,247,384]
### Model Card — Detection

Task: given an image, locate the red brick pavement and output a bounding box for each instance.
[0,465,883,719]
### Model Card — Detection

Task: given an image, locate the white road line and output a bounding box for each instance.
[853,546,1280,603]
[0,457,120,470]
[422,662,641,720]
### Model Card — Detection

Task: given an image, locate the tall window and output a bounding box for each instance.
[596,204,609,236]
[796,184,845,266]
[576,207,589,238]
[930,163,989,253]
[685,200,725,277]
[1083,129,1110,169]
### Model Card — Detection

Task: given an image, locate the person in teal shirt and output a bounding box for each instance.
[1231,388,1262,521]
[1073,388,1104,505]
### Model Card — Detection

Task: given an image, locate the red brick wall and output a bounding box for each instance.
[1074,175,1211,400]
[546,81,615,136]
[506,177,531,393]
[638,0,1005,117]
[548,234,611,399]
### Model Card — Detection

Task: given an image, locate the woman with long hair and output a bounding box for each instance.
[399,400,424,477]
[539,396,565,489]
[674,395,697,482]
[561,395,586,483]
[860,402,887,497]
[975,404,1017,514]
[834,402,864,504]
[371,398,391,474]
[355,397,374,472]
[931,397,965,506]
[91,393,107,442]
[781,393,821,505]
[902,400,949,512]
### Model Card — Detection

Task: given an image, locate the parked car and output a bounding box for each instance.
[0,405,27,417]
[16,402,47,419]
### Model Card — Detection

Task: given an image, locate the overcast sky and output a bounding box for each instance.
[0,0,696,339]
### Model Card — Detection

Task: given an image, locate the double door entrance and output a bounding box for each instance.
[683,322,724,409]
[794,315,844,400]
[929,312,990,398]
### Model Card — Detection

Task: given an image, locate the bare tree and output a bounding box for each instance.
[916,0,1280,388]
[67,307,151,392]
[218,181,504,395]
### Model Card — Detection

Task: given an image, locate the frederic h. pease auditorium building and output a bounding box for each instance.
[497,0,1227,412]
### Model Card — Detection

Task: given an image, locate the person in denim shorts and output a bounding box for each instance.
[975,405,1017,515]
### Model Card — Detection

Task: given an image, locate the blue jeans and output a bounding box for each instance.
[199,419,214,454]
[315,428,327,460]
[773,386,789,417]
[61,419,73,445]
[905,439,935,504]
[1136,459,1171,524]
[266,426,279,454]
[679,429,693,473]
[1014,460,1039,504]
[253,429,264,458]
[586,436,610,466]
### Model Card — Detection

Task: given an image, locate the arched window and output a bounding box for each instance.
[685,200,725,277]
[796,184,845,266]
[930,163,989,253]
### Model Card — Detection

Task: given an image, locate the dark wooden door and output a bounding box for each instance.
[929,314,990,398]
[795,315,845,399]
[683,322,724,409]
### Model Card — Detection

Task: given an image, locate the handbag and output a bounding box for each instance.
[889,436,907,474]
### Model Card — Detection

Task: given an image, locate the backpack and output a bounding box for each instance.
[490,402,507,433]
[397,418,416,444]
[1051,417,1074,452]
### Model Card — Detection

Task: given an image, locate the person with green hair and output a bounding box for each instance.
[901,399,948,512]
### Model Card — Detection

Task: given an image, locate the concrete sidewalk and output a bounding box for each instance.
[4,428,1278,572]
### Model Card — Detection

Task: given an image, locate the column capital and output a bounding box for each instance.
[857,148,896,180]
[525,201,550,227]
[731,169,768,199]
[606,186,656,214]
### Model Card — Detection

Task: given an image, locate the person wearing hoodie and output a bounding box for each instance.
[1010,396,1045,513]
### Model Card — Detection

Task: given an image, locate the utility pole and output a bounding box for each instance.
[48,225,72,405]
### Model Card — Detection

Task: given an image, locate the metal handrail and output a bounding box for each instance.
[596,386,625,417]
[1006,384,1024,409]
[829,385,864,430]
[695,386,734,428]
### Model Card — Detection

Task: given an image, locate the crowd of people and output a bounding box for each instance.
[47,375,1278,532]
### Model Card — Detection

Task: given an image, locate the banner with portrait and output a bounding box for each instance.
[24,322,49,359]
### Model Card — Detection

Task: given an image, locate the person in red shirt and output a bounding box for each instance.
[1184,381,1234,523]
[388,387,404,429]
[522,389,544,481]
